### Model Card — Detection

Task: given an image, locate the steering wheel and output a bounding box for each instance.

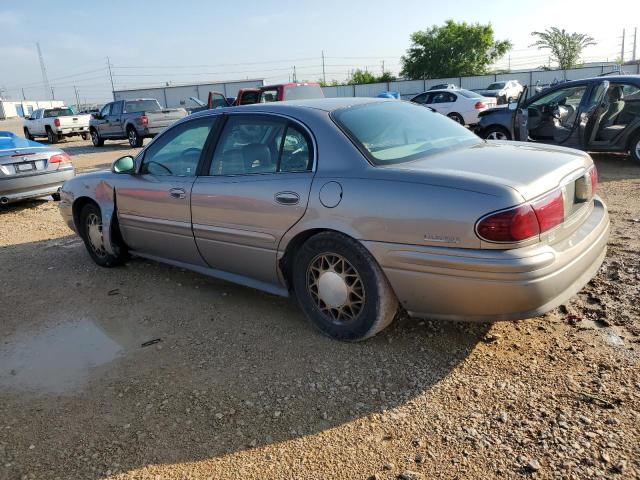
[145,160,173,175]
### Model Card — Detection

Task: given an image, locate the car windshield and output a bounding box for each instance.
[43,108,74,118]
[125,100,162,113]
[457,89,483,98]
[487,82,506,90]
[284,85,324,101]
[332,101,480,165]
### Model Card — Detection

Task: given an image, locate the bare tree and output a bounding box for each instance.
[530,27,596,70]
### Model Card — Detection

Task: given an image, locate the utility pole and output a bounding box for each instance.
[106,56,115,101]
[21,88,26,100]
[508,55,511,71]
[321,50,326,83]
[633,27,637,62]
[51,87,55,100]
[74,86,80,112]
[621,28,626,62]
[36,42,51,100]
[292,65,297,83]
[381,60,385,75]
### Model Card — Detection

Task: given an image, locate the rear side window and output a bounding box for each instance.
[111,102,123,115]
[411,93,428,104]
[260,89,279,103]
[284,85,324,101]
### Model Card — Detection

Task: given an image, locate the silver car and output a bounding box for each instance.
[59,99,609,341]
[1,131,75,205]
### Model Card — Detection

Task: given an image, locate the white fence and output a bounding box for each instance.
[321,64,640,100]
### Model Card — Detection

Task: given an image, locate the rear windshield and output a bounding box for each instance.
[284,85,324,101]
[457,89,483,98]
[487,82,506,90]
[332,101,480,165]
[43,108,74,118]
[124,100,162,113]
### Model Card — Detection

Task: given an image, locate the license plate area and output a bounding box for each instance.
[16,163,34,172]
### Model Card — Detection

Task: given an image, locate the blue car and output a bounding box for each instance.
[475,75,640,163]
[0,131,75,205]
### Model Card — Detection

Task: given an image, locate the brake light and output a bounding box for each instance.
[54,118,60,127]
[49,153,71,164]
[476,188,565,242]
[474,101,487,110]
[140,115,148,126]
[477,204,540,242]
[588,165,597,195]
[531,189,564,233]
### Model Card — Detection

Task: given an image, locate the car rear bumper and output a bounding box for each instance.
[364,197,609,322]
[0,168,75,203]
[58,126,88,135]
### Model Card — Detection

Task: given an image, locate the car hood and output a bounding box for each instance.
[383,141,591,202]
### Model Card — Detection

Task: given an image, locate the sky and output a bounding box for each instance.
[0,0,638,106]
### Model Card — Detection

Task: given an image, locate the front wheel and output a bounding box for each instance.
[292,232,398,341]
[483,126,511,141]
[90,129,104,147]
[630,132,640,164]
[79,203,128,267]
[447,113,464,125]
[127,127,143,148]
[24,128,34,140]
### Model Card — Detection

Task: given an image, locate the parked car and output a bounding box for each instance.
[1,131,74,205]
[59,98,608,341]
[23,107,91,144]
[475,80,524,104]
[410,88,497,125]
[196,83,325,111]
[428,83,457,91]
[475,75,640,163]
[89,99,187,148]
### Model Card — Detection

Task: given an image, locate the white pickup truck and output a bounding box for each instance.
[23,107,91,144]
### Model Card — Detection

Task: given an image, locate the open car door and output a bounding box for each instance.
[235,89,261,106]
[580,80,610,149]
[207,91,231,109]
[513,86,528,141]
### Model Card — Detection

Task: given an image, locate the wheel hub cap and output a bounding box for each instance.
[86,213,106,257]
[307,253,365,322]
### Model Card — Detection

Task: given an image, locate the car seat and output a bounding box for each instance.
[242,143,273,172]
[598,86,626,141]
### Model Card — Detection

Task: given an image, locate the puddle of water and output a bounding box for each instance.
[0,318,153,394]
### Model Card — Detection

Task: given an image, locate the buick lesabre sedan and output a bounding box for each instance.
[1,131,74,205]
[59,99,609,341]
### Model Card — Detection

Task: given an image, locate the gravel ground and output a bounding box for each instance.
[0,119,638,480]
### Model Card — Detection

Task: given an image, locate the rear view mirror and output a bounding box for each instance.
[111,156,135,174]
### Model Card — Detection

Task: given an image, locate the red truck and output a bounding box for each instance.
[205,82,324,109]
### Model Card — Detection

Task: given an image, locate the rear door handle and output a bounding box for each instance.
[169,188,186,199]
[275,191,300,205]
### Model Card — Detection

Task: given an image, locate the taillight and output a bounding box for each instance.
[474,101,487,110]
[476,204,540,242]
[140,115,148,126]
[476,188,565,242]
[49,153,71,164]
[588,165,597,195]
[54,118,60,127]
[531,189,564,233]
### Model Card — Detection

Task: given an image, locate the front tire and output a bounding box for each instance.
[79,203,128,267]
[292,232,398,341]
[630,132,640,164]
[483,126,511,141]
[90,129,104,147]
[447,112,464,125]
[46,128,57,144]
[24,128,33,140]
[127,127,143,148]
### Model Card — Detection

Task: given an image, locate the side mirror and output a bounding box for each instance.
[111,156,135,174]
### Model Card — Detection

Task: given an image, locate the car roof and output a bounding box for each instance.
[544,74,640,88]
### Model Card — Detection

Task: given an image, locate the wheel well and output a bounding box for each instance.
[45,125,52,132]
[89,126,97,133]
[627,127,640,149]
[279,228,346,290]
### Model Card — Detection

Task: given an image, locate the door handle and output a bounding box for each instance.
[275,191,300,205]
[169,188,186,199]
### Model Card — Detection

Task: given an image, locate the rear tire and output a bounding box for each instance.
[51,192,61,201]
[127,127,143,148]
[46,127,57,144]
[81,133,88,140]
[447,112,464,125]
[292,232,398,341]
[483,126,511,141]
[79,203,128,268]
[90,128,104,147]
[24,128,33,140]
[630,131,640,164]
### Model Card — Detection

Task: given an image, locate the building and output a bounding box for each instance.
[113,79,264,109]
[0,100,64,120]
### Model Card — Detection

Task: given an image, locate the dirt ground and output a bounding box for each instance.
[0,118,638,480]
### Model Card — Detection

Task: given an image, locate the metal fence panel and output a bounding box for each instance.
[461,75,494,90]
[322,86,339,97]
[354,82,388,97]
[164,85,200,108]
[389,80,424,96]
[425,77,459,90]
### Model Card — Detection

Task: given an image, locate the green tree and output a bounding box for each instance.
[348,69,377,85]
[401,20,512,79]
[530,27,596,70]
[318,79,339,87]
[377,71,397,82]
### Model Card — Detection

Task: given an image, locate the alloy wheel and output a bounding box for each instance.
[486,130,508,140]
[307,253,365,323]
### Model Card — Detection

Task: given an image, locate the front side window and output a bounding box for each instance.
[140,118,214,176]
[111,101,123,116]
[332,101,480,165]
[100,103,112,117]
[411,93,428,104]
[530,85,587,109]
